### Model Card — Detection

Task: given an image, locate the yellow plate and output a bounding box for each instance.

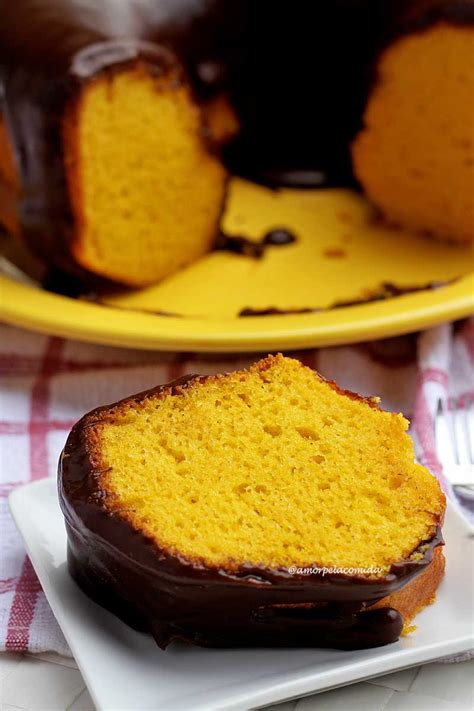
[1,179,473,352]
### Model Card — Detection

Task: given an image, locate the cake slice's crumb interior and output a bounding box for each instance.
[91,355,444,572]
[64,61,226,286]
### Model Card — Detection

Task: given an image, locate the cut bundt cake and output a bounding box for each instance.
[1,0,472,286]
[0,2,229,287]
[352,1,474,243]
[59,354,445,650]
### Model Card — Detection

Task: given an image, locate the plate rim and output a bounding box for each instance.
[8,477,474,711]
[1,272,473,353]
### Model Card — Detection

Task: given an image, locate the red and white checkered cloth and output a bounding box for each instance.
[1,320,473,659]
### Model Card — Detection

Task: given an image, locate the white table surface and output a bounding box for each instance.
[0,652,473,711]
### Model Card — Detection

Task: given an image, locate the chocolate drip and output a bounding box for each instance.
[215,227,297,258]
[238,280,453,317]
[215,232,266,258]
[333,280,452,307]
[239,307,317,317]
[58,373,444,651]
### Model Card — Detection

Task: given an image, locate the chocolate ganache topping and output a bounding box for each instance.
[59,374,444,650]
[215,227,297,258]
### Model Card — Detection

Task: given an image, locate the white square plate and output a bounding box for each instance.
[9,478,474,711]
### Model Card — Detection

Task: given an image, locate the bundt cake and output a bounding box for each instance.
[352,0,474,244]
[0,1,232,287]
[59,354,446,650]
[1,1,472,289]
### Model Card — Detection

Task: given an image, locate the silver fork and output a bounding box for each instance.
[435,395,474,499]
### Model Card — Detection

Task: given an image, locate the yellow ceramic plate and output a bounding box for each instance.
[1,179,473,352]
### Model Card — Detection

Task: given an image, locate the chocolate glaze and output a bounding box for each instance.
[58,372,444,650]
[239,307,317,317]
[215,232,266,259]
[378,1,474,46]
[42,267,87,299]
[333,280,453,307]
[238,280,453,317]
[215,227,298,258]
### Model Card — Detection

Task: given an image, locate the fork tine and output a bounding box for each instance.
[435,397,474,490]
[440,398,461,465]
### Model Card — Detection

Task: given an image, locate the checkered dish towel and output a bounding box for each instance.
[1,320,473,660]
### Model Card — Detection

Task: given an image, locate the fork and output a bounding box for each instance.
[435,395,474,499]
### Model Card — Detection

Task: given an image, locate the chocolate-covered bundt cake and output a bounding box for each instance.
[1,0,472,287]
[59,354,445,650]
[0,0,234,286]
